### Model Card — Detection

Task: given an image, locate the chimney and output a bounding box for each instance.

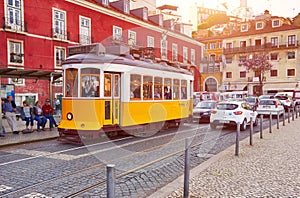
[163,19,175,30]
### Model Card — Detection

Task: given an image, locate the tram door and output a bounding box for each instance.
[103,73,120,125]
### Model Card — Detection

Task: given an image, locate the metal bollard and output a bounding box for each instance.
[283,111,285,126]
[292,108,295,121]
[269,113,272,133]
[260,114,263,139]
[107,164,116,198]
[277,113,279,129]
[296,107,298,119]
[184,138,191,198]
[288,108,290,123]
[250,117,253,146]
[235,122,240,156]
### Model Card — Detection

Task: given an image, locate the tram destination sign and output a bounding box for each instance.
[68,43,106,56]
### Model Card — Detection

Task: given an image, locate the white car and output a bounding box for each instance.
[256,99,285,116]
[210,101,258,131]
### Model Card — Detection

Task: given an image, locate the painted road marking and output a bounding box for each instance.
[20,192,52,198]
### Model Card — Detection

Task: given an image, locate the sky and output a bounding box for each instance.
[156,0,300,23]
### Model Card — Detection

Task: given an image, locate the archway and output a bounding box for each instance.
[204,77,218,92]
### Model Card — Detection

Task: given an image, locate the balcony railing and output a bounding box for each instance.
[79,34,93,45]
[52,28,69,40]
[2,17,28,32]
[223,41,299,55]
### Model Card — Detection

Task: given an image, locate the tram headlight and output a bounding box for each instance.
[67,113,73,120]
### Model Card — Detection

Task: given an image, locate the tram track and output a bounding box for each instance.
[1,119,276,197]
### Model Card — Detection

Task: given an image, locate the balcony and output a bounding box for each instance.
[52,28,69,40]
[2,17,28,32]
[79,34,93,45]
[223,41,300,55]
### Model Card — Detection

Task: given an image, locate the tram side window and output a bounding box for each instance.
[65,68,78,97]
[130,74,141,100]
[164,78,172,100]
[114,74,120,97]
[181,80,187,99]
[81,68,100,97]
[143,76,153,100]
[154,77,163,99]
[104,74,112,97]
[173,79,180,100]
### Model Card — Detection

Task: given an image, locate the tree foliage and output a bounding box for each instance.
[239,53,273,95]
[198,14,229,29]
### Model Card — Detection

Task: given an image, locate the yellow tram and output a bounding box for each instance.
[58,46,194,143]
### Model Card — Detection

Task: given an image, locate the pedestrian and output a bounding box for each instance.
[2,95,19,134]
[20,100,34,133]
[33,101,47,131]
[54,98,61,117]
[42,98,58,130]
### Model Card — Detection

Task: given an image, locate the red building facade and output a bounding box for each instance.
[0,0,202,106]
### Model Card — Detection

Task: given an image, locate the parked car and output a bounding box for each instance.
[245,96,259,110]
[258,94,274,100]
[274,95,294,111]
[256,99,285,116]
[193,100,218,123]
[210,101,258,131]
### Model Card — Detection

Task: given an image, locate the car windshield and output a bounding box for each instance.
[246,98,256,103]
[196,102,215,109]
[275,96,288,100]
[259,100,276,105]
[217,103,238,110]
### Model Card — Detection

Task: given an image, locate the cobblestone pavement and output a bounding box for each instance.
[0,115,289,197]
[161,116,300,197]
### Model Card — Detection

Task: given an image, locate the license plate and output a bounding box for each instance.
[219,120,229,124]
[263,105,270,109]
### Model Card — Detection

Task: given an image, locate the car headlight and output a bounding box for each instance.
[67,112,73,120]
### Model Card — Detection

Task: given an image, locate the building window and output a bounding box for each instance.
[191,49,195,65]
[5,0,23,31]
[270,70,277,77]
[210,54,216,62]
[256,22,263,30]
[270,53,278,61]
[287,69,295,76]
[8,78,25,86]
[239,55,247,62]
[128,30,136,46]
[241,24,248,32]
[210,42,216,49]
[226,57,232,64]
[204,44,208,50]
[288,35,296,46]
[183,47,188,63]
[226,72,232,78]
[53,9,66,40]
[147,36,154,47]
[172,43,178,62]
[161,38,168,60]
[255,39,261,46]
[254,71,260,77]
[55,47,66,68]
[240,41,246,47]
[8,40,23,64]
[124,1,129,14]
[226,42,232,48]
[240,71,246,78]
[271,37,278,47]
[272,19,280,27]
[113,26,122,41]
[218,42,222,48]
[79,16,91,44]
[287,51,295,59]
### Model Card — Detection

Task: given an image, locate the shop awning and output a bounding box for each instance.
[0,68,62,82]
[263,82,297,91]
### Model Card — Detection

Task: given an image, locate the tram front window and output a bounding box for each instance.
[81,68,100,97]
[65,68,78,97]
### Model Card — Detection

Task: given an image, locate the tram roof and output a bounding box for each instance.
[63,53,192,75]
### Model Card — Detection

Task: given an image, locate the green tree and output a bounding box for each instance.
[239,53,273,95]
